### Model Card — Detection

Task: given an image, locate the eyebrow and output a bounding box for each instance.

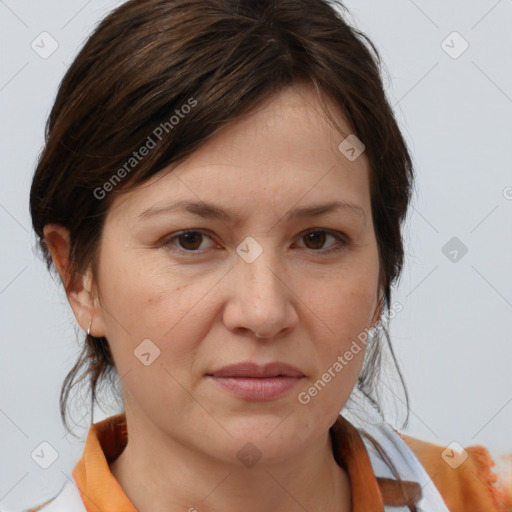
[138,199,366,225]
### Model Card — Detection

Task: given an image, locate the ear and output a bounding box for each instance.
[43,223,107,338]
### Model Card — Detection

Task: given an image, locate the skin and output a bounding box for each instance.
[45,82,383,512]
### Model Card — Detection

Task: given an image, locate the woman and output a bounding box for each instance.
[27,0,511,510]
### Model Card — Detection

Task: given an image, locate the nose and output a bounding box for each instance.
[222,246,299,339]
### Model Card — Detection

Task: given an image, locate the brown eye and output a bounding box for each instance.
[303,231,327,250]
[177,231,204,250]
[297,229,348,254]
[163,230,216,254]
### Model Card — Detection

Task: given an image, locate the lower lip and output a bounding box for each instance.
[207,376,302,400]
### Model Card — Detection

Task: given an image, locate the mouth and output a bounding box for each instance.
[207,361,304,378]
[206,362,305,401]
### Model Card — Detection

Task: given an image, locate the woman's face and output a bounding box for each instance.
[91,82,381,465]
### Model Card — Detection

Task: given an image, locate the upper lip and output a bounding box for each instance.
[207,362,304,378]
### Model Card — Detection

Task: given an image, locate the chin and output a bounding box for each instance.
[216,416,309,466]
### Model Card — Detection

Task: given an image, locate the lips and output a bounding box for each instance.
[207,361,304,378]
[206,362,305,400]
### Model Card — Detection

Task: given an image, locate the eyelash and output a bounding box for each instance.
[161,229,349,257]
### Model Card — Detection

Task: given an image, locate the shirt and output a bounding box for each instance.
[28,412,512,511]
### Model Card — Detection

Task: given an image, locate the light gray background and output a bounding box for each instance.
[1,0,511,509]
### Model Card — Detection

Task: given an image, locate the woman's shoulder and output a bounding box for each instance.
[399,431,512,512]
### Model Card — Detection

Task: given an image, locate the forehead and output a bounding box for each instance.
[108,83,371,224]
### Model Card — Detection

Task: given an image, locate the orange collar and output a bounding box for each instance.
[72,412,418,511]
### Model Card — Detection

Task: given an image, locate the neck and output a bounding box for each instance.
[109,408,351,512]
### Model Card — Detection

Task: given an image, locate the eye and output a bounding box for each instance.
[163,230,217,253]
[296,229,348,253]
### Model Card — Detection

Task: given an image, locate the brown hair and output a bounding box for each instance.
[30,0,414,433]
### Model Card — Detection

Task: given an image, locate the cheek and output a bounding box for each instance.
[296,252,379,396]
[307,281,374,375]
[311,277,376,325]
[294,283,373,416]
[95,261,216,417]
[305,252,380,343]
[95,245,216,371]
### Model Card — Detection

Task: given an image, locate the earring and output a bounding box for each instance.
[87,317,93,336]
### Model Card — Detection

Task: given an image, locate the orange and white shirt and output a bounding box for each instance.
[27,412,512,511]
